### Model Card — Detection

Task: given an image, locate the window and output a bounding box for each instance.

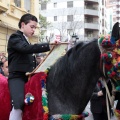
[102,0,104,5]
[24,0,31,12]
[54,3,57,8]
[67,15,73,21]
[41,3,46,10]
[86,30,93,37]
[102,8,104,16]
[14,0,21,7]
[67,29,73,36]
[54,16,57,21]
[67,1,73,8]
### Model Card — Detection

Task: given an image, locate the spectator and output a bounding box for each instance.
[1,60,9,78]
[0,53,7,63]
[7,13,59,120]
[35,53,46,66]
[90,78,112,120]
[0,54,7,75]
[35,53,42,65]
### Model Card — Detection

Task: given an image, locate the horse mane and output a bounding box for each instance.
[47,38,101,115]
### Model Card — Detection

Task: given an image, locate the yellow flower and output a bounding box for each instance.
[117,49,120,55]
[43,106,49,113]
[70,115,79,120]
[112,58,117,64]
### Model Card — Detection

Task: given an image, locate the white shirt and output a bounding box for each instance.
[23,34,31,44]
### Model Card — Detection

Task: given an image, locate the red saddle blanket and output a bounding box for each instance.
[0,72,44,120]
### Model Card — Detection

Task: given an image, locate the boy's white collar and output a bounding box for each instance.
[23,34,31,44]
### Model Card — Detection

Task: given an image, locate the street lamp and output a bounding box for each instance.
[72,33,77,42]
[76,35,79,41]
[71,33,79,45]
[67,33,79,50]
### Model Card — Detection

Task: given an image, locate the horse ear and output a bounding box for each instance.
[111,22,120,42]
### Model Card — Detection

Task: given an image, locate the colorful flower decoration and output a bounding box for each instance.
[49,112,89,120]
[114,109,120,118]
[99,35,120,119]
[116,86,120,91]
[99,35,113,48]
[24,93,35,105]
[101,52,113,70]
[99,35,120,80]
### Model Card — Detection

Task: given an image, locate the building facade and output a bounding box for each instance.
[106,0,120,30]
[40,0,103,42]
[0,0,39,53]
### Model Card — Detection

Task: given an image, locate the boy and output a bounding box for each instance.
[7,13,58,120]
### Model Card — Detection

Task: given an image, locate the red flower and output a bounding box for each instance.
[43,113,48,120]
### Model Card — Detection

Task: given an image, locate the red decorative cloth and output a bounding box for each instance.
[23,72,44,120]
[0,72,45,120]
[0,74,11,120]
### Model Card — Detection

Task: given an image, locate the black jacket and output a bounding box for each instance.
[7,30,50,73]
[90,80,112,113]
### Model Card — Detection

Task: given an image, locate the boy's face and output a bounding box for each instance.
[21,20,37,37]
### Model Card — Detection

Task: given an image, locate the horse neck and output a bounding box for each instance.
[47,40,101,115]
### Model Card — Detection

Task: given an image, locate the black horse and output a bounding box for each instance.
[0,23,119,120]
[47,22,120,118]
[47,39,101,115]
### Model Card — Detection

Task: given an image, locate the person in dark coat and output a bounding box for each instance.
[7,13,59,120]
[90,78,112,120]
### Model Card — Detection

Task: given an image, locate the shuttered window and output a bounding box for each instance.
[41,3,47,10]
[67,1,73,8]
[24,0,31,12]
[14,0,21,7]
[54,16,57,21]
[67,15,73,21]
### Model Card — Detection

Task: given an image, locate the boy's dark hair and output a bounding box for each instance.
[18,13,38,28]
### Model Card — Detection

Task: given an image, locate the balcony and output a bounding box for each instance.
[84,36,98,41]
[84,23,99,30]
[9,3,26,19]
[84,8,99,16]
[0,1,8,12]
[85,0,99,3]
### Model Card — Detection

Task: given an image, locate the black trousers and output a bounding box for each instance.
[8,77,27,110]
[92,111,108,120]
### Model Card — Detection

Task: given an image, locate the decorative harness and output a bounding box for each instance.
[99,34,120,118]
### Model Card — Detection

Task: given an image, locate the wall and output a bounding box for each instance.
[0,0,39,53]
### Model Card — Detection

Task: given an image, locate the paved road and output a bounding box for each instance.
[84,102,117,120]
